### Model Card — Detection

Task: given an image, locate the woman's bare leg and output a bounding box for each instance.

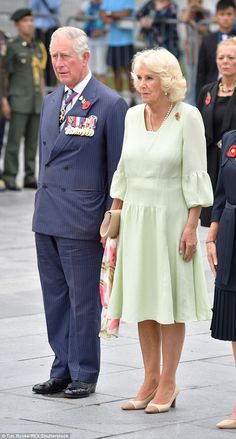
[151,322,185,404]
[134,320,161,400]
[229,341,236,419]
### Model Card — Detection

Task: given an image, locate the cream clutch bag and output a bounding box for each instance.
[100,209,121,239]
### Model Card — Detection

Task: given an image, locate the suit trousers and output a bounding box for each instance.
[3,112,39,184]
[35,233,103,383]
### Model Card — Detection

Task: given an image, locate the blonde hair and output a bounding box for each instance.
[49,26,90,57]
[217,37,236,54]
[131,48,186,102]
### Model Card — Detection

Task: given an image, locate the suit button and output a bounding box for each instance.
[43,141,46,145]
[45,164,50,167]
[63,166,69,170]
[61,187,66,192]
[42,183,48,189]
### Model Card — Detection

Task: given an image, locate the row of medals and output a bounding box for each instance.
[65,126,95,136]
[65,115,97,137]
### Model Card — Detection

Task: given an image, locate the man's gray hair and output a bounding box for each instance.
[49,26,90,56]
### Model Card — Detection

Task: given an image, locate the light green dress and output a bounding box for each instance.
[107,102,213,324]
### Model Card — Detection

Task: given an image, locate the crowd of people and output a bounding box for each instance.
[1,0,234,191]
[1,0,236,431]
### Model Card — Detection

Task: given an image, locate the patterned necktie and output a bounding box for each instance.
[59,89,78,128]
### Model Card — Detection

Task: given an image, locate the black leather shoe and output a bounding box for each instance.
[5,182,21,191]
[24,181,37,189]
[32,378,71,394]
[64,380,96,398]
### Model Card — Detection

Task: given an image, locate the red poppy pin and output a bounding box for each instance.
[82,100,90,110]
[175,112,180,120]
[205,92,211,105]
[227,145,236,157]
[79,94,91,110]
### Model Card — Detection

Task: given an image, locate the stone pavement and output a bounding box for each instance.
[0,188,235,439]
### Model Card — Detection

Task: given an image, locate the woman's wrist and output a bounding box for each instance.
[185,223,198,232]
[206,240,216,244]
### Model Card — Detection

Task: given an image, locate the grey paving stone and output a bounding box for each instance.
[114,422,224,439]
[0,418,104,439]
[0,162,235,438]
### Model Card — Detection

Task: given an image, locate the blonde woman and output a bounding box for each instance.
[101,48,213,413]
[197,37,236,227]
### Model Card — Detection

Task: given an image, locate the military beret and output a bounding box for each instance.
[10,8,32,22]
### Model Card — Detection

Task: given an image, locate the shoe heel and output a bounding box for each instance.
[171,398,176,408]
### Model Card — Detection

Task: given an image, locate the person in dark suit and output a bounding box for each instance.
[32,26,128,398]
[196,0,236,98]
[197,36,236,227]
[206,129,236,430]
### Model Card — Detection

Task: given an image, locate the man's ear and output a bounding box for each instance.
[82,50,90,66]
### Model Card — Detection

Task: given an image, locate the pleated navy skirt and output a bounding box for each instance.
[211,287,236,341]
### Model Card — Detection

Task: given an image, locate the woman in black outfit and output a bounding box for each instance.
[197,37,236,227]
[206,129,236,429]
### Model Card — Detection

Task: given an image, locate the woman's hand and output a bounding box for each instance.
[179,206,201,262]
[205,222,219,277]
[179,225,197,262]
[206,241,217,276]
[100,199,123,248]
[2,97,11,120]
[100,235,107,248]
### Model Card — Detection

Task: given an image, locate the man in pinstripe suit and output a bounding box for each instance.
[32,27,128,398]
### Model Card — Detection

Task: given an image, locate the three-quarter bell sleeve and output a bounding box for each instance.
[110,156,127,200]
[182,106,213,208]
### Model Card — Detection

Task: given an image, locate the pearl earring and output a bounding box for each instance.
[165,92,168,96]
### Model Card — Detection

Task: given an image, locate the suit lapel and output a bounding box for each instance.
[221,88,236,134]
[49,85,64,136]
[46,77,99,164]
[65,77,99,120]
[204,82,218,144]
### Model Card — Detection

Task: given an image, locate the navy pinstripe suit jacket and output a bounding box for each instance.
[32,76,128,240]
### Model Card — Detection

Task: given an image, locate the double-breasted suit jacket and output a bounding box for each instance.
[33,76,128,383]
[211,130,236,291]
[197,80,236,226]
[33,76,127,238]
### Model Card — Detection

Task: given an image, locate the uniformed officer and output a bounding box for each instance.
[0,28,8,191]
[0,29,8,115]
[1,8,47,190]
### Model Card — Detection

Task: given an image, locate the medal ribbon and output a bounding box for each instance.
[59,89,78,127]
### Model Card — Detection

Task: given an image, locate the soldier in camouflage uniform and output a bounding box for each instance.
[2,8,47,190]
[0,29,8,191]
[0,29,8,116]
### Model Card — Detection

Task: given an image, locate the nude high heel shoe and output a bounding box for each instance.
[216,419,236,429]
[121,389,157,410]
[145,386,179,414]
